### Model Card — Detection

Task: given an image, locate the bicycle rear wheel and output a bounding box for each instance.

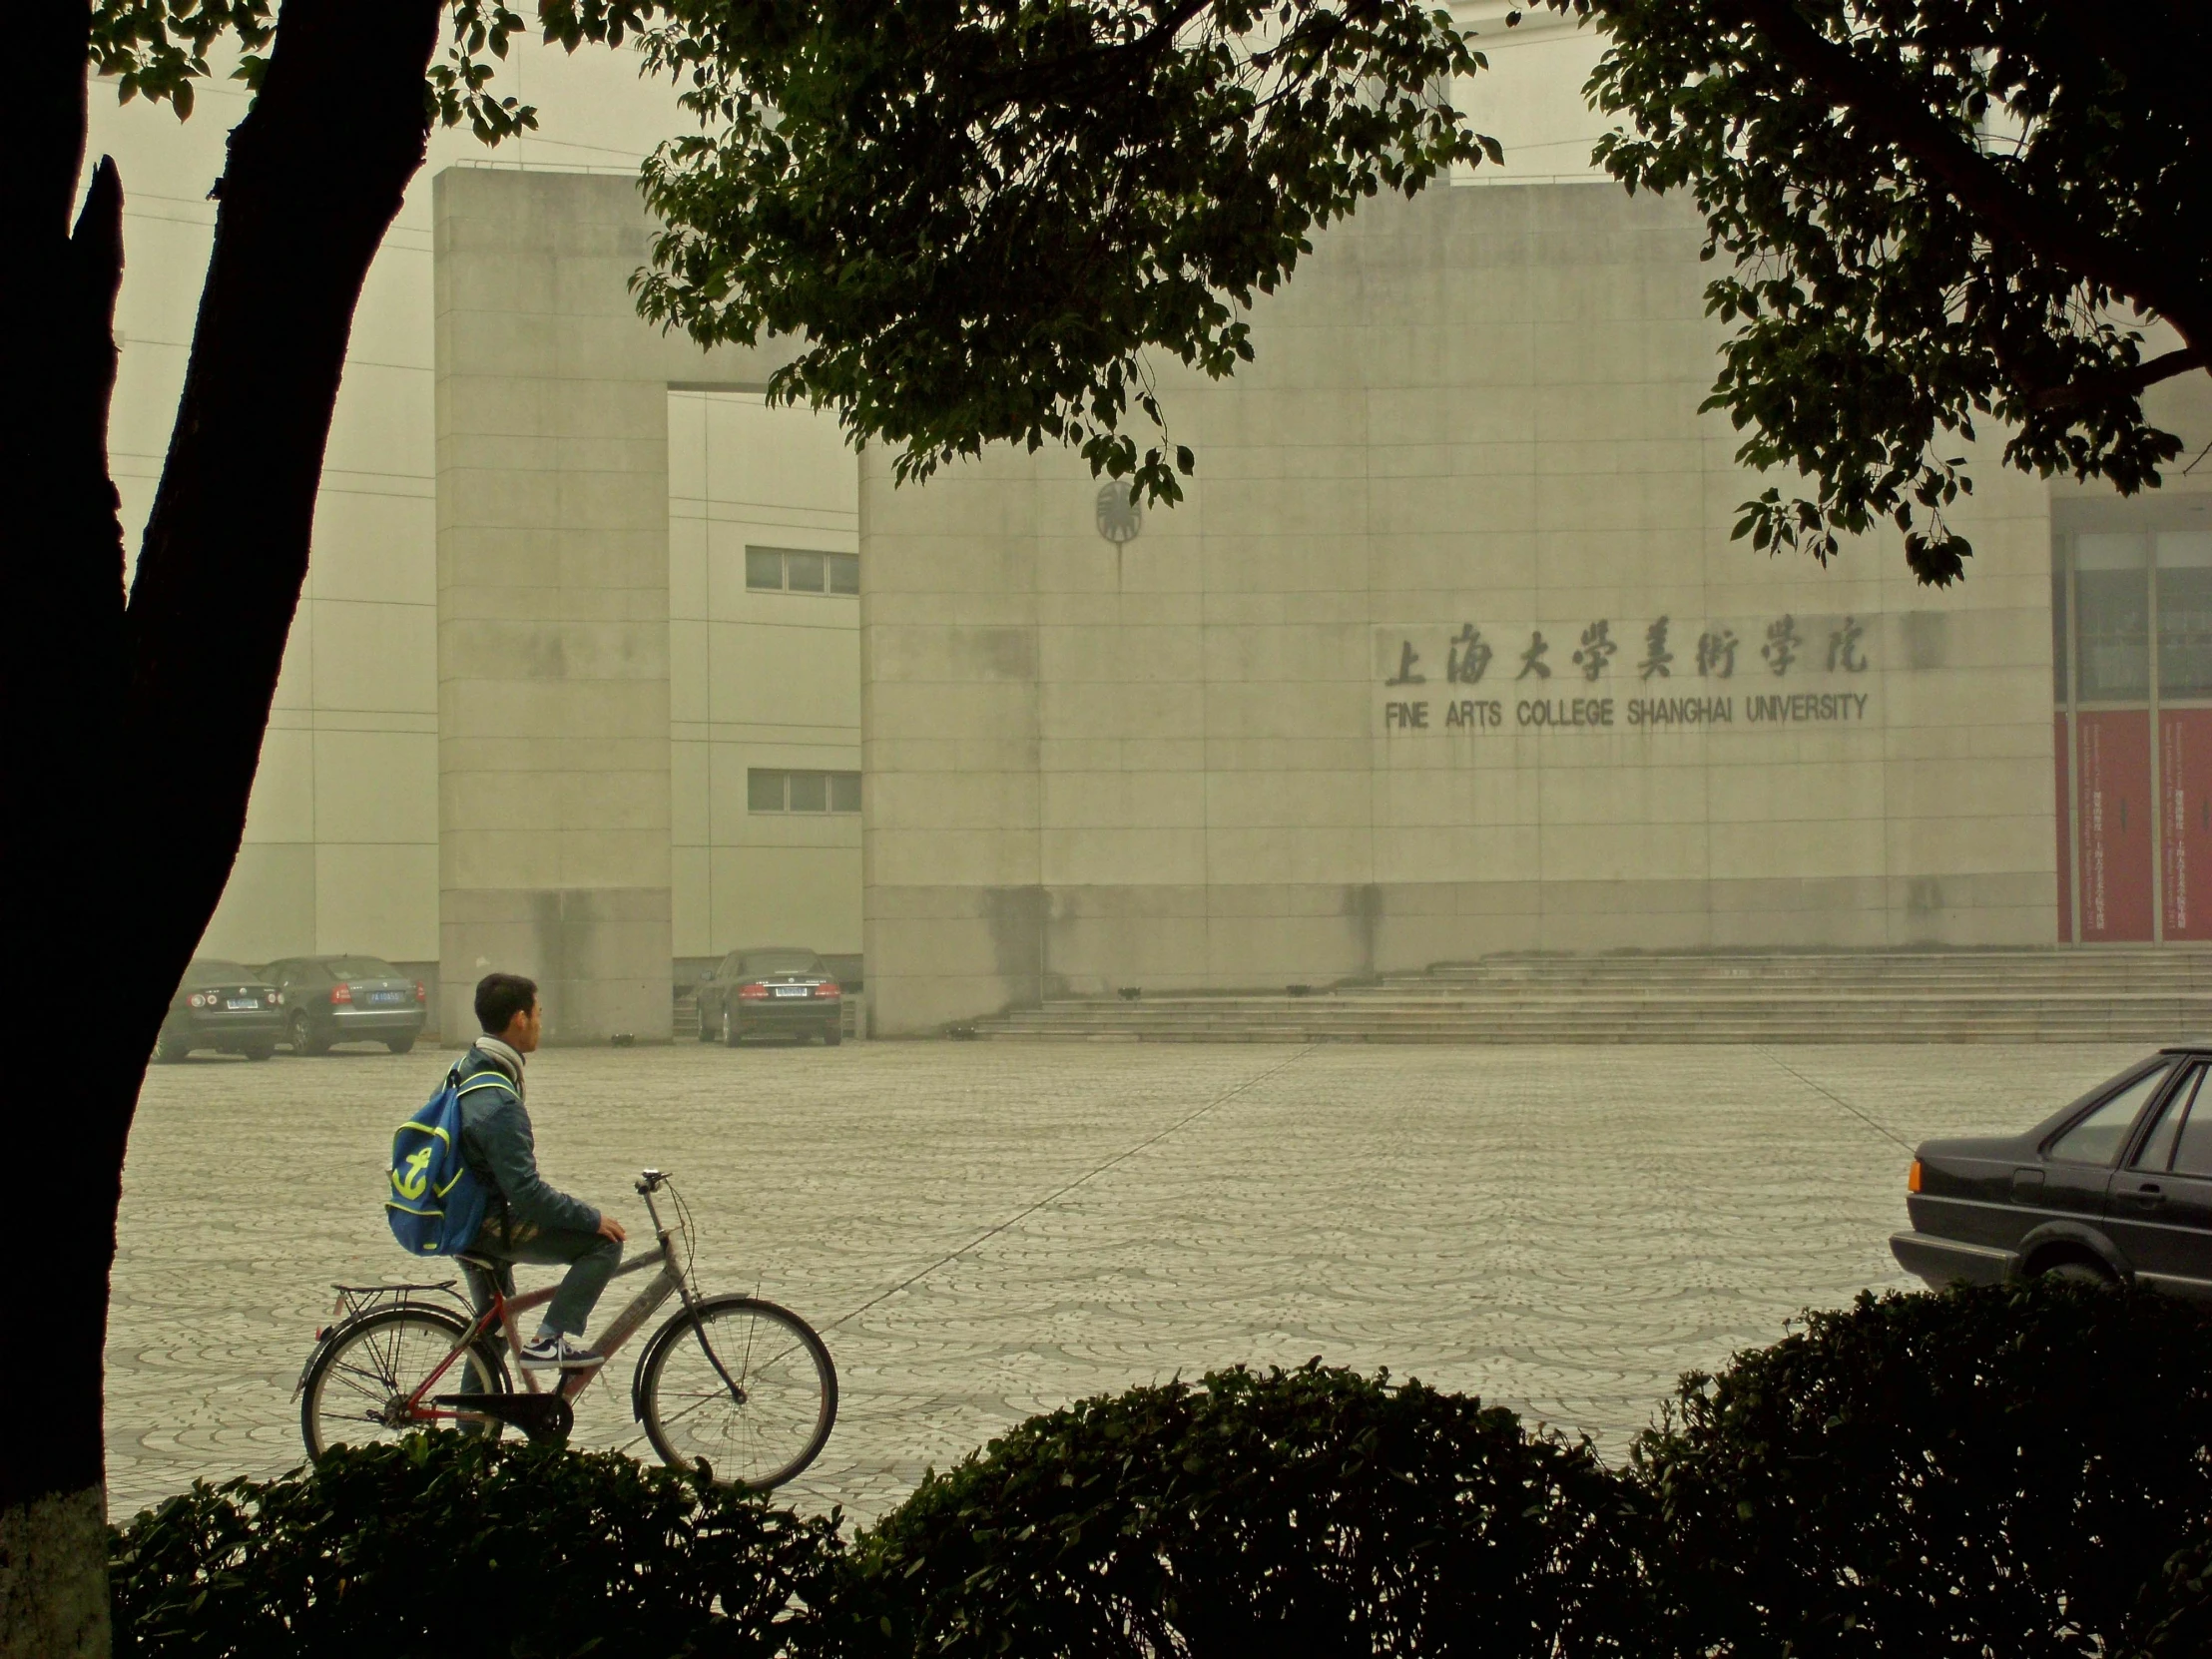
[300,1305,508,1458]
[636,1296,836,1490]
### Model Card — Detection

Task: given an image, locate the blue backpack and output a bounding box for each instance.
[385,1068,495,1256]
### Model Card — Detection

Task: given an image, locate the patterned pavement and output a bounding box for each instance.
[106,1038,2148,1525]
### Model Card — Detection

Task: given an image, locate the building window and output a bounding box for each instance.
[748,769,862,814]
[2158,532,2212,701]
[2075,534,2150,703]
[746,546,859,595]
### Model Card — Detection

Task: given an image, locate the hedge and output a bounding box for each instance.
[110,1279,2212,1658]
[1634,1280,2212,1658]
[823,1361,1651,1657]
[110,1435,839,1658]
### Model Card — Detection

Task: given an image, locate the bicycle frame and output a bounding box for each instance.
[401,1171,713,1431]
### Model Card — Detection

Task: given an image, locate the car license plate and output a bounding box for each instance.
[226,998,261,1011]
[774,985,811,997]
[371,991,406,1004]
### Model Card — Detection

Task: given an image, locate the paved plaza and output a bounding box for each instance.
[107,1039,2150,1525]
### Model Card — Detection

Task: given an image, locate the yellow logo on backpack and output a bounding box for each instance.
[392,1144,433,1202]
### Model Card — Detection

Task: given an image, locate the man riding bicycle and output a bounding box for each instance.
[454,972,627,1370]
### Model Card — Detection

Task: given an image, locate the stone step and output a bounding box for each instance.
[1404,952,2209,981]
[998,993,2211,1014]
[984,1017,2201,1043]
[969,948,2212,1044]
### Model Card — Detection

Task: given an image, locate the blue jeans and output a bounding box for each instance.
[463,1216,622,1339]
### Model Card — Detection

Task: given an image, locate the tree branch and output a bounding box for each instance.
[1724,0,2212,361]
[2026,346,2205,413]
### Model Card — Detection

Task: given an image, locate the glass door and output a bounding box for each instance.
[2159,532,2212,941]
[2067,534,2155,941]
[2056,529,2212,944]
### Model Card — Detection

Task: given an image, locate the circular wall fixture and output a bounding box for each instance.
[1095,481,1142,544]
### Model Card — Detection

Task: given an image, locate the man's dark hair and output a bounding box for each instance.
[475,972,539,1036]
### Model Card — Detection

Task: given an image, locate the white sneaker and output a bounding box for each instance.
[519,1334,603,1371]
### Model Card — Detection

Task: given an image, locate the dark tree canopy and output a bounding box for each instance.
[1541,0,2210,584]
[99,0,1491,508]
[549,0,1487,503]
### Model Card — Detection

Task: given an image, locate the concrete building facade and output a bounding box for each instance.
[668,391,862,982]
[167,151,2205,1040]
[431,169,809,1040]
[857,183,2212,1031]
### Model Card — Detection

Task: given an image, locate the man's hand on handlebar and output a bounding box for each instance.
[599,1214,627,1244]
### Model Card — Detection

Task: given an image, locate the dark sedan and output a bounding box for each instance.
[1893,1045,2212,1297]
[156,960,284,1062]
[695,947,842,1047]
[263,954,427,1055]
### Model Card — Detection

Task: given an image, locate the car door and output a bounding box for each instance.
[2106,1062,2212,1299]
[2027,1062,2178,1249]
[262,959,296,1010]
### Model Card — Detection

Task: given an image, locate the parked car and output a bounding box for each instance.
[694,948,842,1046]
[263,955,427,1055]
[156,960,284,1062]
[1893,1045,2212,1296]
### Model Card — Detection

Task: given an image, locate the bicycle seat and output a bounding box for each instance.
[454,1251,502,1272]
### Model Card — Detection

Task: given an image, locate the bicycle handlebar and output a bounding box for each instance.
[636,1168,668,1195]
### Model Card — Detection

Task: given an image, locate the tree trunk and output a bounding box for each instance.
[0,2,441,1653]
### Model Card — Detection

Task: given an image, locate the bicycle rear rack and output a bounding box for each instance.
[324,1281,473,1327]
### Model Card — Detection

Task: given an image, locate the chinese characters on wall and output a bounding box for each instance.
[1378,616,1876,736]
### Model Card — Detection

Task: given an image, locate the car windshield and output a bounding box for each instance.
[323,957,402,980]
[740,951,825,977]
[186,960,257,984]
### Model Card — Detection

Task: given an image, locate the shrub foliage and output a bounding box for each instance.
[111,1282,2212,1658]
[110,1434,841,1659]
[826,1361,1650,1658]
[1634,1281,2212,1659]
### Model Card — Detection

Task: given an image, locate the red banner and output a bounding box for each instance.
[2055,715,2073,941]
[2162,709,2212,941]
[2077,712,2154,941]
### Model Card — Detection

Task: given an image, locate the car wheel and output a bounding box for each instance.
[289,1012,329,1057]
[696,1002,717,1043]
[386,1036,416,1055]
[242,1044,276,1062]
[2040,1259,2115,1287]
[723,1010,745,1048]
[153,1027,191,1064]
[823,1026,841,1047]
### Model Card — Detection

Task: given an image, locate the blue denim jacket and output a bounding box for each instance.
[453,1045,601,1239]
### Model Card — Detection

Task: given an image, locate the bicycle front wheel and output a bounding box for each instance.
[637,1296,836,1490]
[300,1305,507,1459]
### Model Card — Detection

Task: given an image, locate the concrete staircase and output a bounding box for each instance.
[969,948,2212,1044]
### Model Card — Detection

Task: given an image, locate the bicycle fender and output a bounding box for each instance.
[291,1337,328,1401]
[293,1299,480,1400]
[630,1310,689,1421]
[630,1297,749,1421]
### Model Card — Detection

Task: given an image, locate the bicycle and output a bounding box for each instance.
[294,1169,837,1490]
